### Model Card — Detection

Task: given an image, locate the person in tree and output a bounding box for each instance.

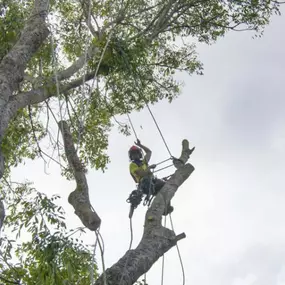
[128,139,174,215]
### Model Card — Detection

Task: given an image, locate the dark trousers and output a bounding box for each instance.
[138,176,172,214]
[138,176,165,196]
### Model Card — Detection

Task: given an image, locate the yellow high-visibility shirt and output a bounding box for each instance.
[129,159,148,183]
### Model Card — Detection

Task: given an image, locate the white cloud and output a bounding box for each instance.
[232,274,257,285]
[277,265,285,285]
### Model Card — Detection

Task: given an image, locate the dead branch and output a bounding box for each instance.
[95,139,194,285]
[58,120,101,231]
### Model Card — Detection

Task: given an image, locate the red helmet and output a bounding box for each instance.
[128,145,143,160]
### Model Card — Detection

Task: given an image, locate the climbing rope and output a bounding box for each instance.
[145,103,172,158]
[119,46,173,159]
[90,230,99,285]
[126,113,139,141]
[153,163,173,174]
[77,0,92,146]
[161,215,167,285]
[129,215,134,251]
[77,30,114,148]
[97,231,107,285]
[126,111,175,173]
[89,228,107,285]
[155,157,173,167]
[50,31,63,123]
[169,213,186,285]
[118,215,135,285]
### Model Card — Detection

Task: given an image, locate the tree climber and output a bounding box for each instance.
[128,139,174,215]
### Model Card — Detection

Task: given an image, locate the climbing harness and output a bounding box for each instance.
[126,176,156,219]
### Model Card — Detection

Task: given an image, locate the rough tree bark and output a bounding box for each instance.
[95,139,194,285]
[0,0,102,231]
[0,0,50,231]
[58,120,101,231]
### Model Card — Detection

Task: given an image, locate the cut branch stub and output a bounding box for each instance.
[95,139,194,285]
[173,139,195,169]
[58,120,101,231]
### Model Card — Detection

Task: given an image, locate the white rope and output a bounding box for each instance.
[79,30,113,125]
[76,18,114,149]
[97,231,107,285]
[46,14,63,123]
[77,0,93,146]
[90,230,99,285]
[169,213,186,285]
[161,215,167,285]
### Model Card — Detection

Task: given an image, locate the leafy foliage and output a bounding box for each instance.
[1,0,282,178]
[0,0,32,60]
[0,182,97,284]
[0,0,283,284]
[1,107,46,175]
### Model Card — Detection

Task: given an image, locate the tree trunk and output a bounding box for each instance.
[95,140,195,285]
[0,0,50,231]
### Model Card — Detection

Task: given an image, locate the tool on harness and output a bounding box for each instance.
[126,189,143,209]
[126,177,156,218]
[126,189,143,218]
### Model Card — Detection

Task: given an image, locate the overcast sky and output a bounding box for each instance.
[10,6,285,285]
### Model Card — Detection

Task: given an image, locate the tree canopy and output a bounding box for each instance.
[0,0,283,284]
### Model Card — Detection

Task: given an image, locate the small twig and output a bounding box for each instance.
[64,94,78,137]
[28,105,48,174]
[45,100,50,132]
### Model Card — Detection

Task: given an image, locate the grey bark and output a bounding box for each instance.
[95,139,195,285]
[0,0,50,231]
[58,120,101,231]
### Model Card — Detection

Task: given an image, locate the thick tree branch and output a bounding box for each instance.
[95,139,194,285]
[56,46,99,81]
[0,0,50,187]
[58,120,101,231]
[7,70,97,119]
[0,0,49,103]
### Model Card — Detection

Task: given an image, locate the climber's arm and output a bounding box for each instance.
[135,140,152,163]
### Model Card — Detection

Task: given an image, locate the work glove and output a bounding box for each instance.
[135,139,142,147]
